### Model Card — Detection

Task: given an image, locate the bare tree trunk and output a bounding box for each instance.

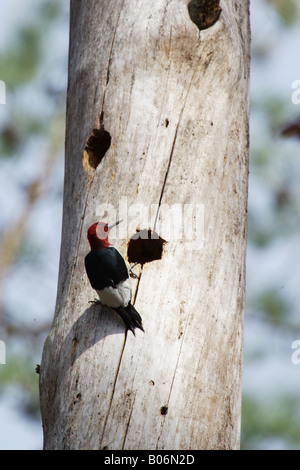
[39,0,250,450]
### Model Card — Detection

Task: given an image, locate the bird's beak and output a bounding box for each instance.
[107,219,123,230]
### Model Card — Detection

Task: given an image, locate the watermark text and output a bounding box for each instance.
[291,80,300,105]
[0,340,6,365]
[95,197,205,250]
[291,340,300,365]
[0,80,5,104]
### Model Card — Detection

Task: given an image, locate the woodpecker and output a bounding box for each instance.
[85,221,144,335]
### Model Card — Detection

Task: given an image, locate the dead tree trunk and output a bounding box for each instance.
[39,0,250,450]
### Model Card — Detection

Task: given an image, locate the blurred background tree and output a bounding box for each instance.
[0,0,300,449]
[242,0,300,450]
[0,0,68,447]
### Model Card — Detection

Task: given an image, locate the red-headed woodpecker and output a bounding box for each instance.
[85,221,144,335]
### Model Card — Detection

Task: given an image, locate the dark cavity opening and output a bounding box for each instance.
[188,0,222,31]
[127,229,166,265]
[84,126,111,170]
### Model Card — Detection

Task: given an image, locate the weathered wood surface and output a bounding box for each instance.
[39,0,250,450]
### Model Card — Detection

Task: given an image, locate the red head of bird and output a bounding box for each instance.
[87,220,122,250]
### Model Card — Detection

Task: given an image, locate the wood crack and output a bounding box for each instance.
[99,332,128,448]
[121,392,136,449]
[97,0,125,127]
[153,70,196,231]
[155,311,190,449]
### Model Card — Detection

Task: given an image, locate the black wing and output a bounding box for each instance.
[85,247,129,290]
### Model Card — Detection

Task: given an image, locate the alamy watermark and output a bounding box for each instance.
[291,80,300,105]
[291,340,300,365]
[95,197,205,249]
[0,340,6,365]
[0,80,5,104]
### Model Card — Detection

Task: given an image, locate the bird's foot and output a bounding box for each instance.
[129,262,139,279]
[89,298,102,305]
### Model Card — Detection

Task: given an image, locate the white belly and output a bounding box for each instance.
[96,278,132,308]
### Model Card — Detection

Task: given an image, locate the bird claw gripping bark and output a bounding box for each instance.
[89,298,102,304]
[129,262,139,279]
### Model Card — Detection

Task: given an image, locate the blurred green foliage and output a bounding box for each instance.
[267,0,300,25]
[0,1,63,89]
[243,0,300,450]
[0,0,66,160]
[242,395,300,449]
[0,354,40,418]
[0,0,67,431]
[249,289,289,325]
[0,26,42,88]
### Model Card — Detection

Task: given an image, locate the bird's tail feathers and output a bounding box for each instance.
[114,302,144,335]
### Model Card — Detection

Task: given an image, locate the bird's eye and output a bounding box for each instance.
[104,225,108,232]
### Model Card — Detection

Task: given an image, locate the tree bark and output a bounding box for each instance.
[39,0,250,450]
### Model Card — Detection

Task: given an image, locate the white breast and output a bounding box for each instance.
[96,278,132,308]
